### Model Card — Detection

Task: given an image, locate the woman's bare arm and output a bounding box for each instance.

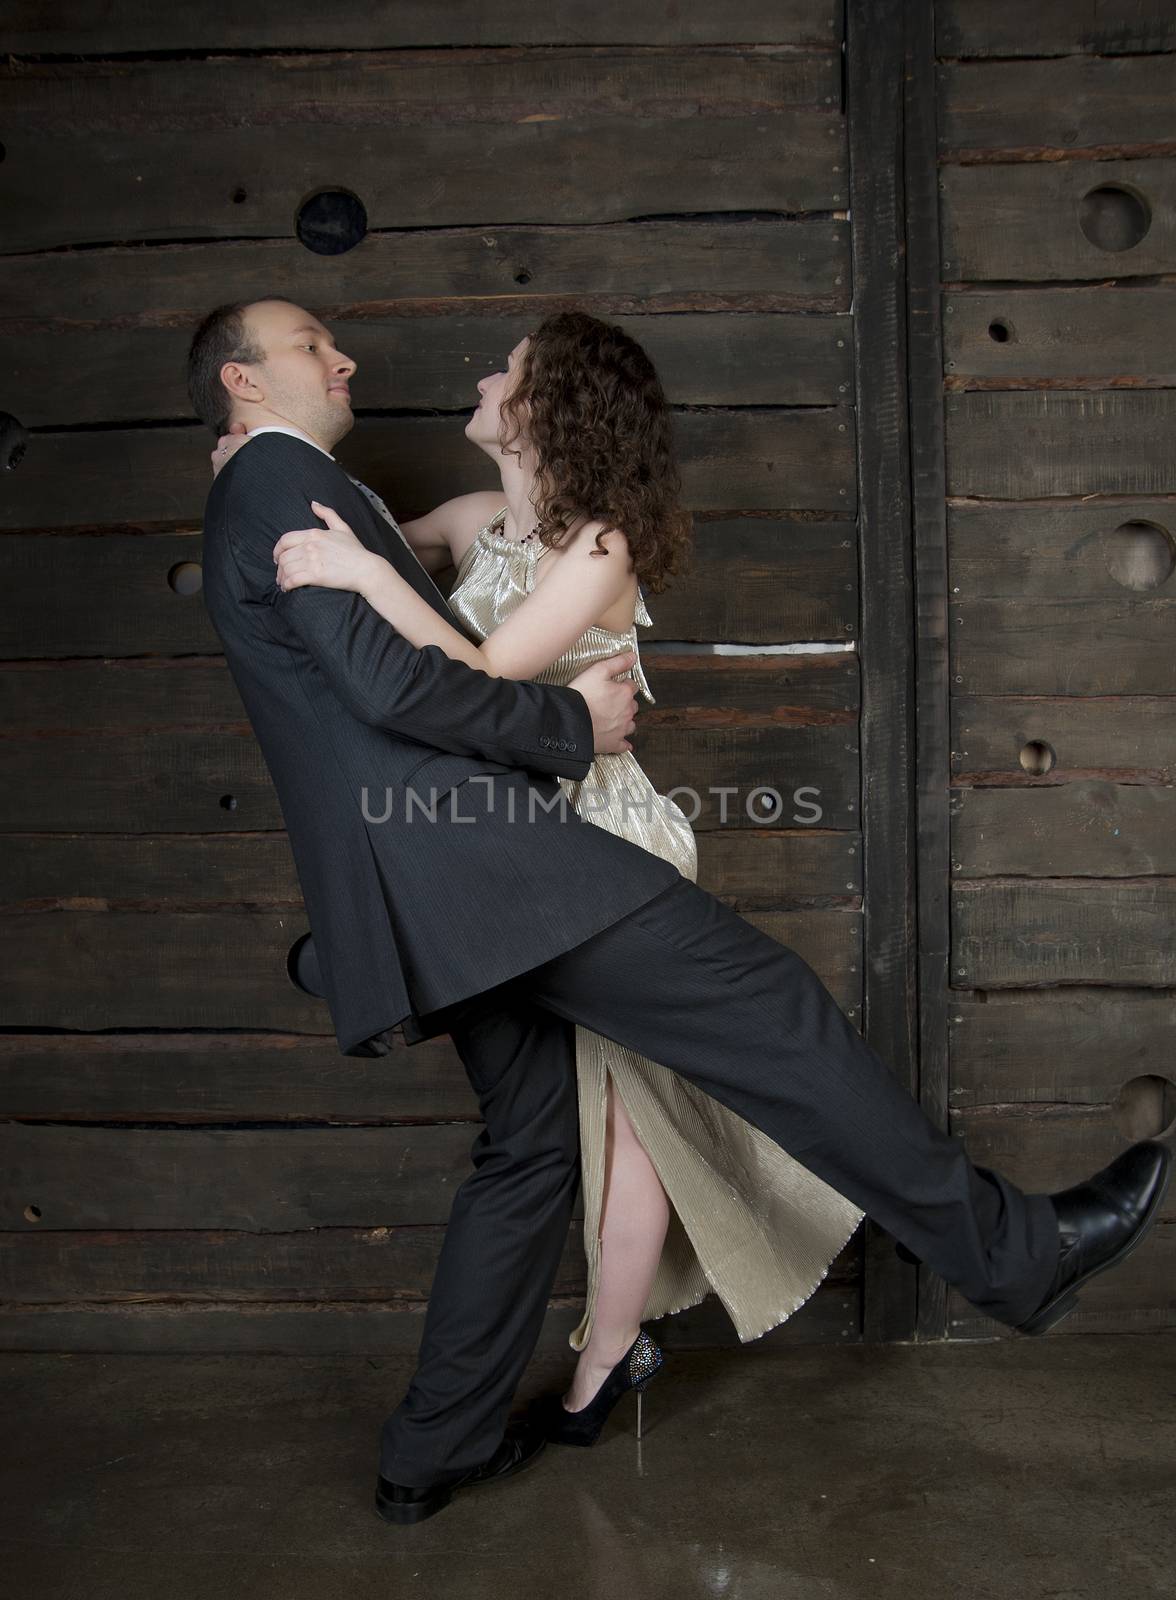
[358,519,636,680]
[388,490,506,575]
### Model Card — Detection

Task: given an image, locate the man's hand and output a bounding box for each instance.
[211,419,250,478]
[569,651,639,755]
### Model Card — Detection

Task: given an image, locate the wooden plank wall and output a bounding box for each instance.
[0,4,867,1351]
[935,2,1176,1335]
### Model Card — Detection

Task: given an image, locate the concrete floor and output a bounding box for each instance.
[2,1333,1174,1600]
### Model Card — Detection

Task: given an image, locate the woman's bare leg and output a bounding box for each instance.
[563,1069,671,1411]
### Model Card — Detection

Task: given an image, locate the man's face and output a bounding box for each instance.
[465,336,530,456]
[226,300,358,449]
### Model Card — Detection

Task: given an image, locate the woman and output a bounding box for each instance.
[211,311,864,1444]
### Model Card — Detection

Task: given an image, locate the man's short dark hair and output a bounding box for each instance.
[186,297,296,435]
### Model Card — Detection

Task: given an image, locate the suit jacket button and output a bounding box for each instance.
[569,743,577,752]
[539,735,549,747]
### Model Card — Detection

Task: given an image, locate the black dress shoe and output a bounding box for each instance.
[374,1424,547,1526]
[1015,1139,1172,1335]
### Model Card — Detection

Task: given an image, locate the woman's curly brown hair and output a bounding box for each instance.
[497,311,693,594]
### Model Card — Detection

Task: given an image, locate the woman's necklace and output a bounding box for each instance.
[499,507,539,544]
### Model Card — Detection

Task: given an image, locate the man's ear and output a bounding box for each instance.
[220,360,262,405]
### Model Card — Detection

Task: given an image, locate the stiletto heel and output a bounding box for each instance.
[529,1328,665,1447]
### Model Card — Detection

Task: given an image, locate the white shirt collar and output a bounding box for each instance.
[241,423,335,460]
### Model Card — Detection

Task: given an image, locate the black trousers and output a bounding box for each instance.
[378,875,1060,1485]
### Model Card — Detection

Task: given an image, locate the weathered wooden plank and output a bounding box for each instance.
[557,523,853,647]
[0,221,852,326]
[0,653,858,736]
[3,48,839,131]
[0,657,248,734]
[0,830,861,915]
[0,1221,862,1304]
[0,1031,478,1122]
[1,1123,482,1228]
[700,830,862,905]
[936,2,1176,58]
[0,519,859,657]
[0,1283,862,1355]
[0,910,335,1034]
[947,498,1176,598]
[0,411,856,529]
[904,0,954,1345]
[3,1,844,53]
[0,531,210,660]
[940,161,1176,282]
[943,287,1176,387]
[0,905,860,1031]
[0,114,843,254]
[946,392,1176,499]
[946,1222,1174,1337]
[847,0,921,1344]
[0,312,855,428]
[951,597,1176,694]
[952,780,1176,878]
[948,987,1176,1108]
[938,55,1176,159]
[952,693,1176,782]
[953,878,1176,988]
[0,1223,586,1303]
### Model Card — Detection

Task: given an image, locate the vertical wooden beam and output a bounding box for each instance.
[903,0,952,1342]
[845,0,920,1341]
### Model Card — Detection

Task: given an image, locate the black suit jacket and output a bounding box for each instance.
[201,433,679,1054]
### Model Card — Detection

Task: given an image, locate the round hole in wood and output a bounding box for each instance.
[1018,739,1055,776]
[747,786,782,821]
[0,410,29,471]
[219,794,238,811]
[1115,1074,1176,1141]
[1102,519,1175,592]
[1078,184,1151,252]
[296,188,368,255]
[287,931,325,996]
[168,560,203,596]
[23,1204,41,1222]
[987,319,1012,343]
[231,186,248,205]
[514,268,532,285]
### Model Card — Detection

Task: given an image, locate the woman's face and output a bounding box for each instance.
[465,336,531,457]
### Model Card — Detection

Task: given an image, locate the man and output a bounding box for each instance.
[192,297,1170,1526]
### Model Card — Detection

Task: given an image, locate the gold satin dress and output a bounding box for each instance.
[447,508,865,1348]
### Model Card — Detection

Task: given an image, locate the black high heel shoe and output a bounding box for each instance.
[529,1328,665,1446]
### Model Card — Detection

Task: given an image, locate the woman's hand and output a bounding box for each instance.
[273,502,384,596]
[210,419,249,478]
